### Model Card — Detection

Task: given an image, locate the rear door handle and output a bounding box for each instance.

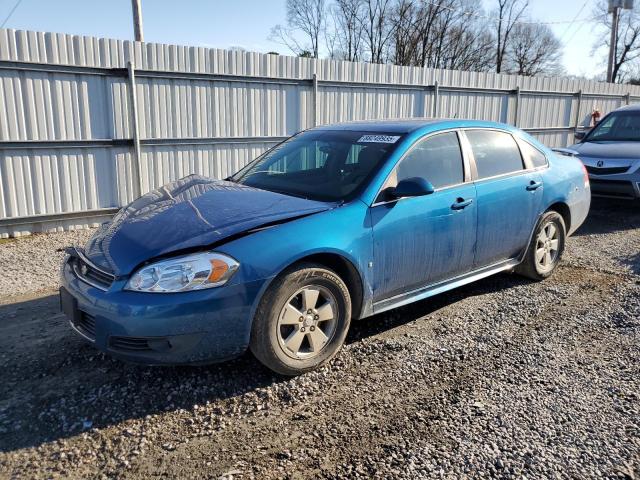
[526,181,543,191]
[451,198,473,210]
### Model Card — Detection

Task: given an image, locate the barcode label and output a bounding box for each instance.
[357,135,401,144]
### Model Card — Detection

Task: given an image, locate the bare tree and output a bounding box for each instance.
[387,0,494,71]
[494,0,529,73]
[593,3,640,83]
[270,0,326,58]
[270,0,562,78]
[328,0,365,61]
[506,23,563,76]
[390,0,419,66]
[439,7,495,71]
[361,0,396,63]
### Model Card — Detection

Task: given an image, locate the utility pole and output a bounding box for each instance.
[606,0,634,83]
[606,4,619,82]
[131,0,144,42]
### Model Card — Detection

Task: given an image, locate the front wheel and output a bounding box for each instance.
[516,211,566,281]
[250,263,351,376]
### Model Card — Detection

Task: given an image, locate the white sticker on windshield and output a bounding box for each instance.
[357,134,401,144]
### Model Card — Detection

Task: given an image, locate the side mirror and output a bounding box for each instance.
[391,177,435,198]
[574,130,586,141]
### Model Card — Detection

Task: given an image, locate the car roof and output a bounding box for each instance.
[312,118,515,134]
[614,103,640,112]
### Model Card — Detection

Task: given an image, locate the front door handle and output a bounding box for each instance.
[526,181,543,191]
[451,198,473,210]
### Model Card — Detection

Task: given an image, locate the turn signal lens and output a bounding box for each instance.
[208,258,230,283]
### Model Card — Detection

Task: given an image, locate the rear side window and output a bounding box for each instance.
[518,140,548,168]
[466,130,524,179]
[394,132,464,189]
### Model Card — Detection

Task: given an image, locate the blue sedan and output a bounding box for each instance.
[60,120,591,375]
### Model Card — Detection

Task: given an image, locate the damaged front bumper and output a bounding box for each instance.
[59,255,266,365]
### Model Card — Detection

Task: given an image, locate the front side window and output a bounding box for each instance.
[232,130,403,201]
[585,111,640,142]
[385,132,465,190]
[466,130,524,179]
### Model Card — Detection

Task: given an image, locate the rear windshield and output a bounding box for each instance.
[231,130,403,201]
[585,111,640,142]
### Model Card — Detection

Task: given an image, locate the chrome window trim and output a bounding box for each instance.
[369,128,471,207]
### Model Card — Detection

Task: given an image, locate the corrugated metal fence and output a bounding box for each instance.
[1,29,639,237]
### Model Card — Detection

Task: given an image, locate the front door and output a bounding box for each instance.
[370,131,477,303]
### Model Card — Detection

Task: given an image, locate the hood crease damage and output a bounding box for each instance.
[81,175,334,276]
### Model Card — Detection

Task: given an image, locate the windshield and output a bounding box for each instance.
[231,130,403,201]
[585,111,640,142]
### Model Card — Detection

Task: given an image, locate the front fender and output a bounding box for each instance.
[215,200,374,323]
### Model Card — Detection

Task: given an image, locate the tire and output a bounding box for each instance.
[250,263,352,376]
[516,210,566,281]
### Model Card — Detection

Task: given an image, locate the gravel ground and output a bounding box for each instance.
[0,228,94,298]
[0,198,638,479]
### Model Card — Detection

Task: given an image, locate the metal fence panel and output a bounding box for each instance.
[438,91,512,123]
[318,86,425,124]
[139,141,279,193]
[1,28,640,236]
[0,146,129,218]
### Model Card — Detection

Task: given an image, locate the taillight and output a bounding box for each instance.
[581,163,589,188]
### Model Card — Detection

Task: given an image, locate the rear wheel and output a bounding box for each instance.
[516,211,566,281]
[250,263,351,376]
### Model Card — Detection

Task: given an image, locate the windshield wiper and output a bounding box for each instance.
[588,138,640,142]
[255,186,310,200]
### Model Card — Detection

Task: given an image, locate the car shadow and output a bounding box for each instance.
[347,271,529,344]
[619,251,640,276]
[0,270,527,454]
[572,197,640,236]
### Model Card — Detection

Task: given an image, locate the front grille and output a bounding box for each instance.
[71,256,114,290]
[110,336,153,352]
[585,165,630,175]
[73,312,96,340]
[589,179,637,198]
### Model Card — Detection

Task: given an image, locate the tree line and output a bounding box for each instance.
[270,0,563,77]
[269,0,640,83]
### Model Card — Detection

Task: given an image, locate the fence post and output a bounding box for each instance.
[513,86,521,127]
[127,61,144,198]
[432,80,439,118]
[573,90,583,130]
[626,92,631,105]
[312,73,319,127]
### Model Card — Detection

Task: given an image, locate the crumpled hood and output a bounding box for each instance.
[571,141,640,159]
[83,175,333,276]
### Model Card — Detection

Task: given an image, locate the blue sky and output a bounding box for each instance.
[0,0,604,78]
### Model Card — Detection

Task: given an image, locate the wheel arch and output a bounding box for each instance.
[250,250,367,321]
[283,252,366,320]
[546,201,571,232]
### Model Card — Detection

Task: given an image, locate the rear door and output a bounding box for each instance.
[463,129,543,268]
[370,131,477,302]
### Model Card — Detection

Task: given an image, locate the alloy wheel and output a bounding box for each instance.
[276,285,338,359]
[535,221,560,272]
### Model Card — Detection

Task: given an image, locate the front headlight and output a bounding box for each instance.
[125,252,239,293]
